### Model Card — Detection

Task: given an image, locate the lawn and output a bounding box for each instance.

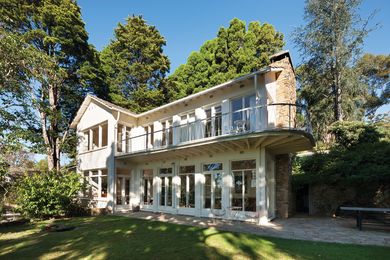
[0,216,388,259]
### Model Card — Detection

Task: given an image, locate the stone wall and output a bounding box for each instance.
[308,184,390,216]
[269,57,297,128]
[275,154,294,218]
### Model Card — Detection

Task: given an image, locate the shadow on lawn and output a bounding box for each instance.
[0,216,225,259]
[1,216,387,259]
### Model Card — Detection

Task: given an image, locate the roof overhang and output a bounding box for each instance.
[70,95,137,128]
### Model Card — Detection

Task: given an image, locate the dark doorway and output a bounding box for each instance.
[296,185,309,213]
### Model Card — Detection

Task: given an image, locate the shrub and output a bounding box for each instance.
[15,171,84,219]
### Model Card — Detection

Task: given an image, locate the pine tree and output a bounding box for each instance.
[101,15,170,113]
[168,18,284,100]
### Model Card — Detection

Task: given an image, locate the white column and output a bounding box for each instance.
[195,108,206,139]
[256,146,267,224]
[265,72,276,128]
[153,121,163,147]
[107,118,116,213]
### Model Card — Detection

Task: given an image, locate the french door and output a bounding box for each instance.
[159,167,173,209]
[116,176,130,206]
[202,163,223,215]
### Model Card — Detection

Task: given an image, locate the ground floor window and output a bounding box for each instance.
[159,167,173,207]
[203,163,223,210]
[231,160,256,212]
[179,165,195,208]
[84,169,108,199]
[142,169,154,205]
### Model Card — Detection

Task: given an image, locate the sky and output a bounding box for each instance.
[77,0,389,72]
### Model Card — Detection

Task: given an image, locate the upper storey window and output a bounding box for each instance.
[231,94,256,131]
[82,121,108,152]
[117,124,131,153]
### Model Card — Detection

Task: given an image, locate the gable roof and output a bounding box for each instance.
[70,95,137,128]
[70,50,293,128]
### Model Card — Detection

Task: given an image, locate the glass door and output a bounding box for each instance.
[230,160,256,218]
[116,176,131,206]
[141,169,154,208]
[202,163,224,216]
[159,167,173,209]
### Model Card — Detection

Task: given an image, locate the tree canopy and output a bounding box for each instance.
[0,0,101,170]
[168,18,285,100]
[293,0,375,141]
[101,15,170,113]
[356,53,390,117]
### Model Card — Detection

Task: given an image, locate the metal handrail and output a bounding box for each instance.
[115,103,312,154]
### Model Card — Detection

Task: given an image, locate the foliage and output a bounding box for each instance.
[168,18,284,100]
[101,15,170,113]
[15,171,84,219]
[356,53,390,117]
[0,134,35,212]
[0,0,103,170]
[293,121,390,187]
[293,0,376,141]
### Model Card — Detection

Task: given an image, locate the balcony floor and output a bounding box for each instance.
[115,129,315,163]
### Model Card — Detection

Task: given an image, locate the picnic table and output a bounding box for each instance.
[340,207,390,231]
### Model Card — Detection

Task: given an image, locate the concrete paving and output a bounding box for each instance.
[115,211,390,247]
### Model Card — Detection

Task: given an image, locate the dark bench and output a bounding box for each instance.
[340,207,390,231]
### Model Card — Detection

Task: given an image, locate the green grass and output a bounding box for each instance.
[0,216,388,259]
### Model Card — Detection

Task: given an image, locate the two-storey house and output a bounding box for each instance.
[70,51,314,223]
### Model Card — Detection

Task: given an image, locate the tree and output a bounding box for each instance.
[0,0,101,171]
[169,18,284,100]
[101,15,170,113]
[293,0,375,140]
[356,53,390,117]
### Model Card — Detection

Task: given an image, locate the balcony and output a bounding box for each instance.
[116,103,314,162]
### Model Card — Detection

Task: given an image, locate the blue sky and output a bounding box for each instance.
[78,0,389,72]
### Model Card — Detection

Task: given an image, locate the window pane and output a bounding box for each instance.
[168,120,173,145]
[214,106,222,136]
[205,109,212,138]
[160,177,165,206]
[204,175,211,209]
[92,127,99,149]
[160,168,172,175]
[84,131,90,151]
[161,122,166,146]
[179,175,187,207]
[101,123,108,147]
[143,169,153,205]
[244,170,256,212]
[231,160,256,170]
[214,173,222,209]
[232,172,243,208]
[167,176,172,206]
[189,174,195,208]
[101,176,108,198]
[116,177,122,205]
[125,178,130,204]
[203,163,222,171]
[232,97,243,124]
[179,165,195,173]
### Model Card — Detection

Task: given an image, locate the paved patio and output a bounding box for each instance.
[115,211,390,246]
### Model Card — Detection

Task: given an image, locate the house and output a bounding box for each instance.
[70,51,314,224]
